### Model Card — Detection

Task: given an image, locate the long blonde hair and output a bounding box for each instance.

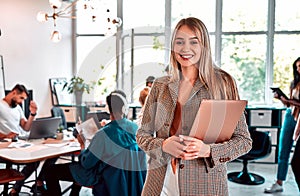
[169,17,239,100]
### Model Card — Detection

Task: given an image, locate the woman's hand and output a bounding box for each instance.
[162,135,187,158]
[273,92,280,99]
[178,135,211,160]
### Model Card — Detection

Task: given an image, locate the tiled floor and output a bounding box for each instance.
[228,162,299,196]
[1,161,299,195]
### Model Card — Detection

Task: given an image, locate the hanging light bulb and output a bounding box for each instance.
[112,17,122,28]
[50,30,62,42]
[36,11,49,22]
[38,0,122,40]
[49,0,62,9]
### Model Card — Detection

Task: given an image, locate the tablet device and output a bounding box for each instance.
[270,87,289,100]
[189,99,247,144]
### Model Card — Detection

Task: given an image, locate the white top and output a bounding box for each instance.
[0,99,27,136]
[160,160,179,196]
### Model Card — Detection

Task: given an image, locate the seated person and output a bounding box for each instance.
[0,84,56,195]
[45,90,147,196]
[135,86,150,126]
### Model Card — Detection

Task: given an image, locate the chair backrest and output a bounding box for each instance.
[51,106,67,129]
[242,130,272,160]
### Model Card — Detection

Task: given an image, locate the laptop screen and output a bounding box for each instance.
[28,117,61,139]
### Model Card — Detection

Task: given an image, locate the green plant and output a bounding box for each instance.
[57,125,64,133]
[63,76,92,94]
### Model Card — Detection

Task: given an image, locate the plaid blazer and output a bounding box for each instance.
[136,76,252,196]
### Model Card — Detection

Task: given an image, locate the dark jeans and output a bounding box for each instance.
[13,158,58,192]
[45,163,81,196]
[291,138,300,192]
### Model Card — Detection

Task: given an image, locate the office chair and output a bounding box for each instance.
[227,130,272,185]
[0,169,24,196]
[51,106,67,129]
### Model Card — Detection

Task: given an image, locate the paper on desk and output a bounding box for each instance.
[8,141,33,148]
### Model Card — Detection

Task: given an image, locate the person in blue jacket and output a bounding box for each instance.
[45,90,147,196]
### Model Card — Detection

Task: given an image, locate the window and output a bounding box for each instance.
[75,0,300,105]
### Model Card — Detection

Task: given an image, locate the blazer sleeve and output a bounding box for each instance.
[205,113,252,172]
[136,80,171,166]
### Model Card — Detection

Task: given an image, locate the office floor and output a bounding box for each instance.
[1,161,299,195]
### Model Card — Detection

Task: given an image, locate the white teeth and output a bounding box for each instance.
[181,54,193,59]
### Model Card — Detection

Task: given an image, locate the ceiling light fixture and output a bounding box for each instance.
[37,0,122,42]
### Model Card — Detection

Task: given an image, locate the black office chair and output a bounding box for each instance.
[228,130,272,185]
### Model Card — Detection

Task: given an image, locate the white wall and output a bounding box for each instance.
[0,0,73,117]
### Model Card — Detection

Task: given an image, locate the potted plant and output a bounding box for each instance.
[63,76,92,106]
[56,125,64,140]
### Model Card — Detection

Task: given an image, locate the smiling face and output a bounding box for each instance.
[173,25,201,69]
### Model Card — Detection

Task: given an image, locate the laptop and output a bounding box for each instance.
[86,111,110,122]
[19,117,61,140]
[189,99,247,144]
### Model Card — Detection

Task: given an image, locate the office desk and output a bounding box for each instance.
[0,140,81,195]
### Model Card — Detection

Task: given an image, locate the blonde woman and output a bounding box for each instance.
[136,17,252,195]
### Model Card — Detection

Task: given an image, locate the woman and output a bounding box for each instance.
[275,57,300,192]
[136,17,252,196]
[265,57,300,193]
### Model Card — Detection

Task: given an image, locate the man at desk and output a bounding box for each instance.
[0,84,52,195]
[0,84,37,139]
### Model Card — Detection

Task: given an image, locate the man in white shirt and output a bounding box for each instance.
[0,84,47,195]
[0,84,37,139]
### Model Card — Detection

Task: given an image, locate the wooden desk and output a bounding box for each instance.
[0,139,80,195]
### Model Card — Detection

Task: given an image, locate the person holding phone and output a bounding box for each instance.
[265,57,300,193]
[136,17,252,196]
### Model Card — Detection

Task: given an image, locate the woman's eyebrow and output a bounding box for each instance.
[175,36,198,40]
[190,36,198,40]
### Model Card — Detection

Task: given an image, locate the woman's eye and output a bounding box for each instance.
[175,40,184,45]
[190,40,199,45]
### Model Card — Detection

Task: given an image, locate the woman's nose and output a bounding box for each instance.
[181,42,190,52]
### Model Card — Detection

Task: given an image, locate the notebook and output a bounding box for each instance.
[19,117,61,140]
[189,99,247,144]
[76,116,101,141]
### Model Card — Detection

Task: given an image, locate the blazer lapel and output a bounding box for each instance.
[168,79,180,106]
